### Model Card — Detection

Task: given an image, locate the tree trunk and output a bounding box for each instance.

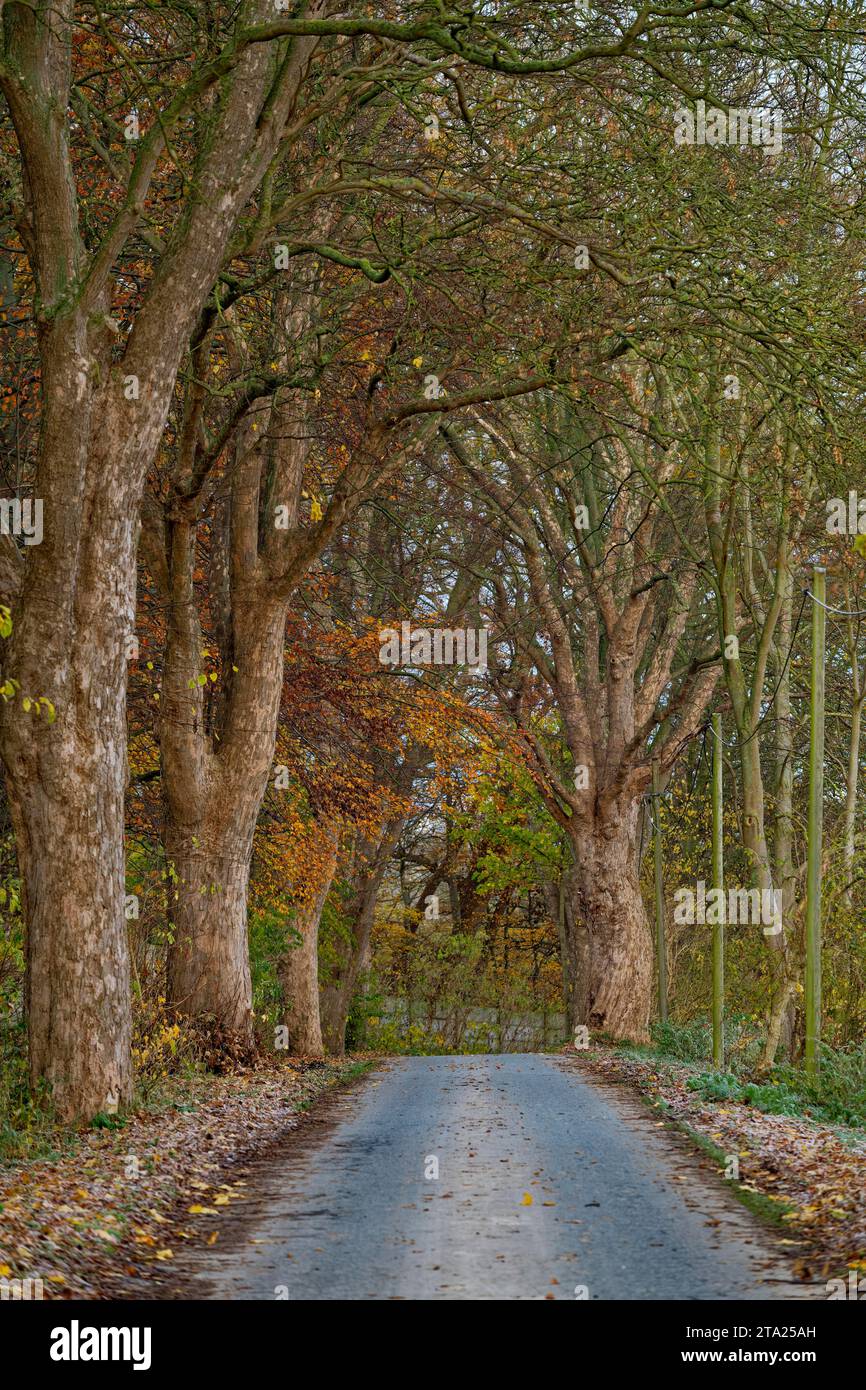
[741,724,791,1072]
[162,584,289,1047]
[843,582,865,910]
[843,694,863,909]
[164,820,255,1041]
[280,830,338,1055]
[320,822,402,1055]
[3,640,133,1121]
[771,575,797,1060]
[544,864,588,1033]
[0,375,151,1121]
[569,804,652,1041]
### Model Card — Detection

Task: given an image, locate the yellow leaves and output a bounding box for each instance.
[207,1231,219,1246]
[188,1204,219,1216]
[310,497,323,523]
[412,356,423,368]
[0,1264,11,1278]
[520,1192,533,1206]
[154,1249,174,1261]
[782,1204,820,1224]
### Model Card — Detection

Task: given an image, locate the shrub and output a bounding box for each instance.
[650,1018,713,1063]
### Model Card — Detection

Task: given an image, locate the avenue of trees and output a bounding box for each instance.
[1,2,866,1121]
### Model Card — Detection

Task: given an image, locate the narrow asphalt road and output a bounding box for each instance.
[190,1055,810,1301]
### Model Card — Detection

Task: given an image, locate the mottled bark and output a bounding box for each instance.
[0,374,159,1119]
[0,0,326,1117]
[164,824,255,1039]
[163,584,289,1044]
[570,805,653,1041]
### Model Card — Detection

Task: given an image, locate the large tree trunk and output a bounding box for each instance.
[1,471,135,1118]
[280,830,339,1055]
[0,0,327,1120]
[0,362,159,1120]
[162,579,289,1047]
[158,258,329,1047]
[569,804,652,1041]
[164,820,255,1041]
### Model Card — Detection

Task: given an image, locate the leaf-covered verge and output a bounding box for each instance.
[0,1057,373,1300]
[564,1046,866,1292]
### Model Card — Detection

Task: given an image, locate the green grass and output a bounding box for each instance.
[620,1019,866,1132]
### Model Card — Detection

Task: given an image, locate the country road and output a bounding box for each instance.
[188,1055,812,1302]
